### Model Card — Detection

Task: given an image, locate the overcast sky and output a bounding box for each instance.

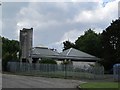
[1,0,119,52]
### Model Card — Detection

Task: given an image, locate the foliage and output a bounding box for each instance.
[63,41,76,51]
[63,29,102,58]
[75,29,102,58]
[62,18,120,71]
[39,58,57,64]
[101,18,120,70]
[2,37,19,71]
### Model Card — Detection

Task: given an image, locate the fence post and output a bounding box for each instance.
[64,64,67,79]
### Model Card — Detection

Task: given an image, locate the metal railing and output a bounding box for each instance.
[7,62,104,80]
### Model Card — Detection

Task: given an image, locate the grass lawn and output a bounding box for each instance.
[80,82,120,88]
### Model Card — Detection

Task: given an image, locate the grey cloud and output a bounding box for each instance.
[118,1,120,17]
[2,2,29,39]
[31,2,98,21]
[2,18,17,39]
[2,2,29,19]
[2,1,118,51]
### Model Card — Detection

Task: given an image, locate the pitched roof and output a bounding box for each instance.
[60,48,100,61]
[31,47,100,62]
[61,48,95,58]
[31,47,59,58]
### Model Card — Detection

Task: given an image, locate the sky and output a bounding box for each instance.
[1,0,119,52]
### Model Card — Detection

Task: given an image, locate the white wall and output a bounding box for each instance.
[56,60,95,67]
[73,61,95,68]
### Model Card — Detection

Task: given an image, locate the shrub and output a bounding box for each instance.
[39,58,57,64]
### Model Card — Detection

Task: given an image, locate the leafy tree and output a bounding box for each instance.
[101,18,120,70]
[0,36,2,58]
[75,29,102,58]
[62,19,120,71]
[63,41,76,51]
[2,37,19,71]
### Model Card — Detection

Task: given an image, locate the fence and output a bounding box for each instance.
[113,64,120,81]
[7,62,104,80]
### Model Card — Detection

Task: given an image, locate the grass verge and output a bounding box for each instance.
[79,82,120,88]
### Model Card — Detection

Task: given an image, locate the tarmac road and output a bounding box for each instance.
[2,74,85,88]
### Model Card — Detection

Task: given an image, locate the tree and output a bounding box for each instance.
[75,29,102,58]
[101,18,120,70]
[63,41,76,51]
[2,37,19,71]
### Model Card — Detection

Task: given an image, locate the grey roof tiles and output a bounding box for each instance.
[31,47,100,62]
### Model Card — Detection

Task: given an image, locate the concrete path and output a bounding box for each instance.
[2,74,85,88]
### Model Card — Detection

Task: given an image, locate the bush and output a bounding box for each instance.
[39,58,57,64]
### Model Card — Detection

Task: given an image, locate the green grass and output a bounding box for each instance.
[80,82,120,88]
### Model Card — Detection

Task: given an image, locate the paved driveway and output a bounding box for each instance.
[2,74,85,88]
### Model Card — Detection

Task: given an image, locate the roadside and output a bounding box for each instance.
[2,74,85,88]
[78,82,120,90]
